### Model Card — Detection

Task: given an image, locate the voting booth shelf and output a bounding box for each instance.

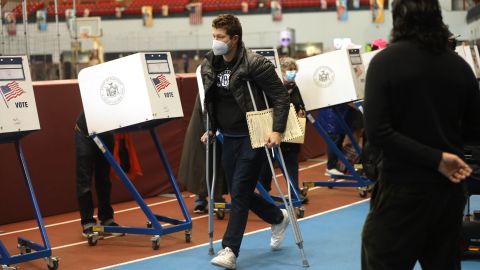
[78,52,192,249]
[0,56,59,270]
[295,49,373,197]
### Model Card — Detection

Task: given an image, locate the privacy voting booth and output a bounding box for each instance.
[78,52,192,249]
[295,49,373,195]
[0,56,59,269]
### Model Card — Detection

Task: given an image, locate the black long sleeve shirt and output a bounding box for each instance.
[364,41,480,184]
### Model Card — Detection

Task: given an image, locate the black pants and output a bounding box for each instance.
[75,131,114,225]
[361,180,466,270]
[221,136,284,257]
[326,133,345,170]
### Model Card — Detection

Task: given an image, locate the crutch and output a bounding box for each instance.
[205,114,217,255]
[246,81,309,267]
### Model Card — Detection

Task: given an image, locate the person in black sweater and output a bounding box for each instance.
[361,1,480,269]
[200,14,291,270]
[75,111,119,236]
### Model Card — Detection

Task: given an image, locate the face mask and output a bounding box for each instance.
[212,39,230,56]
[285,70,297,82]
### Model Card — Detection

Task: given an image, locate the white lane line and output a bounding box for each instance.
[94,198,369,270]
[1,161,327,237]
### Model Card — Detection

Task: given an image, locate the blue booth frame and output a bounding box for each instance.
[0,133,59,270]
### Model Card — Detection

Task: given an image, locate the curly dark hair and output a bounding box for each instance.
[212,14,243,47]
[390,0,450,52]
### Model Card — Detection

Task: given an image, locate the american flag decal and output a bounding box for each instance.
[1,81,25,102]
[151,74,170,92]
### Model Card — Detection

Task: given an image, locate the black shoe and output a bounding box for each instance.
[194,204,207,214]
[82,222,97,238]
[100,219,124,236]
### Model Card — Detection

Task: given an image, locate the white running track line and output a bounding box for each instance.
[95,198,370,270]
[0,161,327,237]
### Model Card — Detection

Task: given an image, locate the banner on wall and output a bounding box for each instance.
[115,7,124,18]
[162,5,169,16]
[36,9,47,32]
[371,0,385,23]
[320,0,328,10]
[5,12,16,36]
[241,1,249,13]
[336,0,348,21]
[141,6,153,27]
[353,0,360,9]
[65,8,76,32]
[271,0,282,22]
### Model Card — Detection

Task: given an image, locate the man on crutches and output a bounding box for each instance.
[200,14,297,270]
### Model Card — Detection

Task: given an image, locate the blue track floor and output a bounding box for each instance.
[101,196,480,270]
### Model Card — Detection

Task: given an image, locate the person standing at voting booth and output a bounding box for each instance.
[361,0,480,269]
[200,14,291,269]
[258,56,308,201]
[75,111,120,236]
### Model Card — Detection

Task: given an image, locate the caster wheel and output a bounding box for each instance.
[358,189,368,198]
[87,234,98,246]
[216,209,225,220]
[185,230,191,243]
[296,208,305,218]
[151,235,160,250]
[46,257,59,270]
[146,221,152,228]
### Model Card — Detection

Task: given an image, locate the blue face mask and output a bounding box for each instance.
[285,70,296,82]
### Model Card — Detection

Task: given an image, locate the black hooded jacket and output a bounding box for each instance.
[200,43,290,134]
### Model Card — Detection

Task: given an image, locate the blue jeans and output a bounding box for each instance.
[221,136,283,256]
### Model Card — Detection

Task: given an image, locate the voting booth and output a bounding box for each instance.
[0,56,40,137]
[455,44,480,79]
[0,56,59,270]
[295,48,365,111]
[78,52,183,134]
[295,49,372,196]
[78,52,192,249]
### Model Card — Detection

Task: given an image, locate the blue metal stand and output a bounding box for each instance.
[90,126,192,250]
[0,135,59,270]
[303,109,373,197]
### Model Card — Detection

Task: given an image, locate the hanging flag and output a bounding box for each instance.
[36,9,47,32]
[320,0,328,10]
[151,74,171,93]
[142,6,153,27]
[271,0,282,22]
[241,1,249,13]
[115,7,124,18]
[65,8,76,32]
[162,5,169,17]
[336,0,348,21]
[5,12,16,36]
[1,81,25,104]
[188,2,202,25]
[353,0,360,9]
[371,0,385,23]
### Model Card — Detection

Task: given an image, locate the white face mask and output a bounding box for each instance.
[212,39,230,56]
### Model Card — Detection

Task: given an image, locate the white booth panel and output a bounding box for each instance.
[296,49,366,111]
[143,53,183,120]
[79,53,154,135]
[361,49,382,74]
[0,56,40,134]
[252,49,283,82]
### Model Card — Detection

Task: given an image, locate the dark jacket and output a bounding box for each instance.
[201,43,290,133]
